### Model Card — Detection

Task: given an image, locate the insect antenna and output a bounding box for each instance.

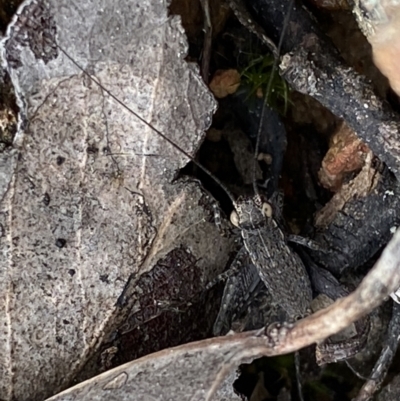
[55,43,237,204]
[251,0,295,197]
[245,4,306,401]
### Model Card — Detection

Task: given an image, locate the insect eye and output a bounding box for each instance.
[262,202,273,218]
[230,210,240,227]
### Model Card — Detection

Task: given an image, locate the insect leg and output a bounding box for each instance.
[213,248,261,335]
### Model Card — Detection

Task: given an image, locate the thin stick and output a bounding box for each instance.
[273,229,400,355]
[200,0,212,84]
[252,0,295,195]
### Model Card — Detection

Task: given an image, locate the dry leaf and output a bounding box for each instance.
[353,1,400,97]
[209,69,241,98]
[0,0,235,399]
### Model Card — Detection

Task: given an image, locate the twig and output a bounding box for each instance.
[274,229,400,355]
[353,302,400,401]
[200,0,212,84]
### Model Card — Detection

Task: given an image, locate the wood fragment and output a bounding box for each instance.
[243,0,400,180]
[315,151,380,227]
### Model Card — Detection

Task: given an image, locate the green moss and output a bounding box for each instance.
[240,54,290,114]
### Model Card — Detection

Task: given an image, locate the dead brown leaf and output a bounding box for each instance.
[319,121,370,191]
[209,69,241,98]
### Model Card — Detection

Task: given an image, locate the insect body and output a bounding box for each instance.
[212,193,312,335]
[231,195,312,320]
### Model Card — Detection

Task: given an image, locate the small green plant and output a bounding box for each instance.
[240,54,290,114]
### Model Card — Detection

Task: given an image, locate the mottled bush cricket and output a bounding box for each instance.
[49,0,315,334]
[7,3,400,401]
[9,0,363,365]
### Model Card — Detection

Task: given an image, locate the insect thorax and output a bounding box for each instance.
[233,195,273,230]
